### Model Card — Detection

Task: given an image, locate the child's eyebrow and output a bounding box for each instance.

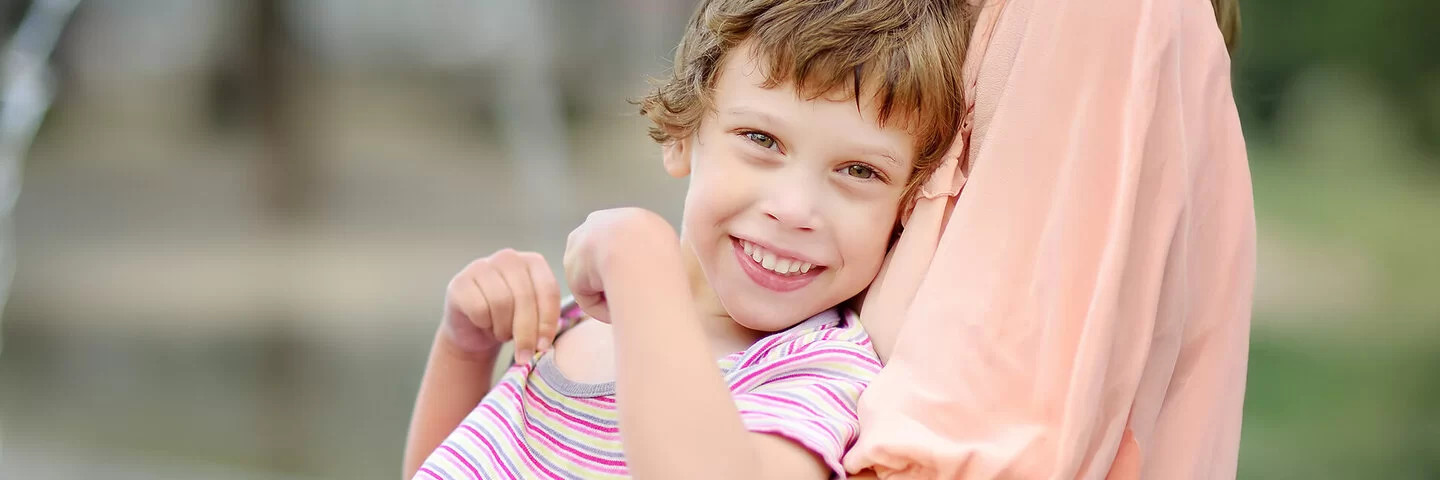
[850,146,903,169]
[832,139,904,171]
[723,107,785,128]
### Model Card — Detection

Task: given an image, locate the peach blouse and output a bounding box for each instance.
[844,0,1256,478]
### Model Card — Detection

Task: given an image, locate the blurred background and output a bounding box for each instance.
[0,0,1434,478]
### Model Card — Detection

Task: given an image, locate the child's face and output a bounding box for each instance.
[664,46,917,332]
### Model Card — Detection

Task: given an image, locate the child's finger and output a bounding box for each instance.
[444,272,479,322]
[443,276,491,352]
[562,238,610,324]
[523,253,562,352]
[494,253,540,365]
[472,264,514,342]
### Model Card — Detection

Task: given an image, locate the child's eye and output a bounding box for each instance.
[844,164,879,180]
[744,132,777,150]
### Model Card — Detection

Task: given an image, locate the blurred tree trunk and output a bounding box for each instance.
[241,0,310,473]
[253,0,312,224]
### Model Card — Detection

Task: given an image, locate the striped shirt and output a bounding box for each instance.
[414,308,881,479]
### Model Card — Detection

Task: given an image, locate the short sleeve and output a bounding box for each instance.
[729,324,882,478]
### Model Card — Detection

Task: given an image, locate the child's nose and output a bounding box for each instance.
[760,178,820,231]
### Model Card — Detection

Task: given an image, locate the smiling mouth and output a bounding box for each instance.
[731,237,824,292]
[738,239,816,275]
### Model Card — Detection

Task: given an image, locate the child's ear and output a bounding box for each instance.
[661,137,691,178]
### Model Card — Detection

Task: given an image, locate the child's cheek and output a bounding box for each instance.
[846,205,899,275]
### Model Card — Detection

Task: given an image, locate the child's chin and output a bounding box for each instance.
[725,297,816,332]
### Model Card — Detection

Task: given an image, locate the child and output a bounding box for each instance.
[404,0,971,478]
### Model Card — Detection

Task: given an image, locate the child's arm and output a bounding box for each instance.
[402,250,561,478]
[564,209,834,480]
[402,331,499,478]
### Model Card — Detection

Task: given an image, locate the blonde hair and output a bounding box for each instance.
[639,0,976,201]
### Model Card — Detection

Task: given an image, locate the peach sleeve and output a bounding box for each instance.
[843,0,1256,478]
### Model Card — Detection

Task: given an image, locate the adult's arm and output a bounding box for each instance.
[845,0,1255,478]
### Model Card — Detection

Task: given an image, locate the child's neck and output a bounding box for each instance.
[681,242,769,358]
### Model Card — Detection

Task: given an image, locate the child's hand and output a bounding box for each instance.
[562,208,678,324]
[443,249,561,365]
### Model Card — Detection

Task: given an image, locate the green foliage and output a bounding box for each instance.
[1234,0,1440,154]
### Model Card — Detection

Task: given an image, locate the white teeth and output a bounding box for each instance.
[740,239,817,276]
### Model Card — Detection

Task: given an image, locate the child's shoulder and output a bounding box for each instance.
[547,317,616,385]
[728,308,881,382]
